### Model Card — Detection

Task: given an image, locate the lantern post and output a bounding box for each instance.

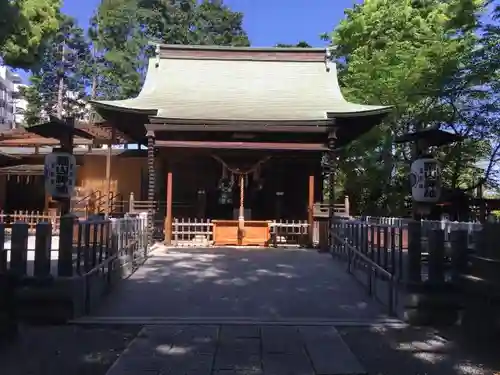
[395,129,463,220]
[41,117,77,218]
[58,117,75,216]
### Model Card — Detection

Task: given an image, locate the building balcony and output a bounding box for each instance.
[11,90,22,99]
[10,72,22,84]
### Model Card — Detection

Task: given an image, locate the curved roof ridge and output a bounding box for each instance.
[155,43,328,53]
[91,48,392,122]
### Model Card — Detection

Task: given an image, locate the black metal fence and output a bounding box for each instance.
[0,214,148,341]
[331,217,500,336]
[331,219,402,315]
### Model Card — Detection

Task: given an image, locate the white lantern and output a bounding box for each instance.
[410,157,441,203]
[44,151,77,199]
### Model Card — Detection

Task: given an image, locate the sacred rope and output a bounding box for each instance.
[211,154,272,238]
[210,154,272,176]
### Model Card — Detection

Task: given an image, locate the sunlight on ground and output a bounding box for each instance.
[364,325,493,375]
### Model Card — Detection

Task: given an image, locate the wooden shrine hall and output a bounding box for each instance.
[88,44,391,247]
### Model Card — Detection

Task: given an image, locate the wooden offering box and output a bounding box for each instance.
[212,220,271,246]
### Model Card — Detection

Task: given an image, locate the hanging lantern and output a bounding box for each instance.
[218,177,233,205]
[44,151,76,199]
[410,157,441,203]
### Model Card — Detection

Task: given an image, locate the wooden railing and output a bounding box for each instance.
[270,220,309,247]
[313,197,350,218]
[73,190,104,217]
[172,218,213,247]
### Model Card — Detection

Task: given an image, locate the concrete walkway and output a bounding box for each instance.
[69,247,500,375]
[88,246,388,322]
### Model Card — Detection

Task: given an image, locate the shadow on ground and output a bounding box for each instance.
[93,247,388,320]
[0,324,140,375]
[340,324,500,375]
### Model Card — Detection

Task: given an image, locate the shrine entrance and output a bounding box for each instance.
[91,43,392,247]
[157,147,323,246]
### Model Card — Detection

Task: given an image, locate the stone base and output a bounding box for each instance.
[14,257,128,324]
[0,274,18,344]
[460,275,500,340]
[460,295,500,340]
[404,282,460,326]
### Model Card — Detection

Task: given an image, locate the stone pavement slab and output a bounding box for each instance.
[105,324,366,375]
[299,326,365,375]
[92,247,386,321]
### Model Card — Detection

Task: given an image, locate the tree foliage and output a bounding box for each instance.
[89,0,250,100]
[275,41,311,48]
[324,0,499,216]
[0,0,61,69]
[23,15,91,125]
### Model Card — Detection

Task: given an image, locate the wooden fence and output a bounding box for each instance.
[0,214,148,338]
[331,217,500,338]
[0,210,60,232]
[270,220,309,247]
[169,218,312,248]
[172,218,213,247]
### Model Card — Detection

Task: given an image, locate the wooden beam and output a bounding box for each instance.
[145,123,329,133]
[148,116,333,127]
[155,140,327,151]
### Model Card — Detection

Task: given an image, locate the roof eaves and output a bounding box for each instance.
[90,100,158,115]
[327,106,393,118]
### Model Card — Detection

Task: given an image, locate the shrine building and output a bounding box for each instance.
[0,44,391,247]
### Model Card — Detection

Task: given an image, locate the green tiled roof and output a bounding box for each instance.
[91,45,391,122]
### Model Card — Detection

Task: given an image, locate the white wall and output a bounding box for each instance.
[0,66,23,129]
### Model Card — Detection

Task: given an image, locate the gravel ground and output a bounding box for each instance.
[0,324,140,375]
[339,325,500,375]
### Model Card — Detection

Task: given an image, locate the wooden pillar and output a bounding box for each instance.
[344,195,350,217]
[44,192,49,212]
[308,174,315,245]
[327,128,337,248]
[146,131,156,246]
[164,169,173,245]
[238,173,245,245]
[59,117,75,216]
[105,128,116,217]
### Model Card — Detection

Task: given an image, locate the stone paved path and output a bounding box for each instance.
[106,324,366,375]
[90,247,387,321]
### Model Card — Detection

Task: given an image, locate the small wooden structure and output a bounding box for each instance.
[0,122,144,221]
[89,44,392,246]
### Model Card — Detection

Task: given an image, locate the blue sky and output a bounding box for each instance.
[62,0,360,46]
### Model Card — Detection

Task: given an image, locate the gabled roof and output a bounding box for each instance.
[91,44,391,123]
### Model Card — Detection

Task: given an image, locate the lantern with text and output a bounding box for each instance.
[44,151,76,199]
[410,157,441,203]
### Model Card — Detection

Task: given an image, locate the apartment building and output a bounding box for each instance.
[0,66,26,129]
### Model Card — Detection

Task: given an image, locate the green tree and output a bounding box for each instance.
[89,0,250,100]
[1,0,61,69]
[323,0,495,216]
[23,15,91,125]
[88,0,151,100]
